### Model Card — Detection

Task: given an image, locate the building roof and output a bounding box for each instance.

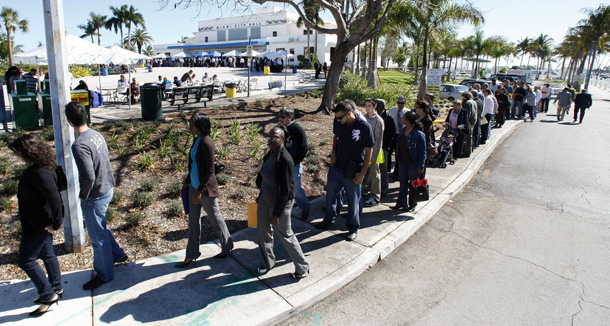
[168,40,269,50]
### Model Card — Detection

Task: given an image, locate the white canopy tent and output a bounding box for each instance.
[152,53,168,59]
[108,46,151,64]
[223,50,241,57]
[239,50,260,57]
[14,34,115,65]
[172,52,188,58]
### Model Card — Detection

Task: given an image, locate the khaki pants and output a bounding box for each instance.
[557,105,569,121]
[365,163,381,200]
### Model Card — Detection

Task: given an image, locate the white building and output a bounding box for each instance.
[153,6,337,65]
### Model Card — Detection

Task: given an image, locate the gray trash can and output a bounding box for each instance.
[140,83,163,120]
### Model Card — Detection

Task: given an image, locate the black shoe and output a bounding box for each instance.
[346,232,358,241]
[406,206,416,212]
[114,255,128,265]
[29,294,59,317]
[300,210,310,220]
[315,220,334,230]
[175,258,197,268]
[34,289,63,304]
[390,205,403,210]
[83,275,110,291]
[256,266,270,275]
[213,250,232,259]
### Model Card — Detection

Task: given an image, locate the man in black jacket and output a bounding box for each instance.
[573,89,593,124]
[279,107,310,220]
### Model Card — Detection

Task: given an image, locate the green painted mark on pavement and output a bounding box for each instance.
[300,311,323,325]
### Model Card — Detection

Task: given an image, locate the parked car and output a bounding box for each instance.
[440,84,470,101]
[489,74,522,82]
[459,79,489,88]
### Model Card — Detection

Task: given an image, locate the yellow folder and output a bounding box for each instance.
[247,202,258,227]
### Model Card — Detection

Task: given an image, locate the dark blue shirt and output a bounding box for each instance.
[333,113,374,172]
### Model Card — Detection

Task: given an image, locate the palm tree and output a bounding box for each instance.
[408,0,484,98]
[0,7,29,66]
[105,5,128,48]
[296,0,323,65]
[124,5,145,52]
[466,28,489,78]
[486,36,510,75]
[0,31,23,61]
[516,37,531,68]
[578,5,610,88]
[130,28,153,54]
[89,12,107,45]
[532,34,553,79]
[78,20,96,43]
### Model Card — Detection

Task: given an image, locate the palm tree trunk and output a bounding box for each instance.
[414,42,420,85]
[120,26,124,48]
[494,57,498,74]
[127,23,132,51]
[520,54,524,68]
[418,27,429,98]
[7,28,13,66]
[560,57,566,79]
[306,30,311,63]
[97,28,101,45]
[584,41,598,89]
[367,36,378,88]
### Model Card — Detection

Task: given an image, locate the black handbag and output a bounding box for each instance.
[214,161,225,174]
[411,178,429,202]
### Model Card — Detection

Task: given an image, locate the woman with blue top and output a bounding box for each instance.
[391,111,427,212]
[178,113,234,267]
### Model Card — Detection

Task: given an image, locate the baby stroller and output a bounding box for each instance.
[436,129,456,168]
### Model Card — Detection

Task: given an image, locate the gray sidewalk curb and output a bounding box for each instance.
[265,120,524,325]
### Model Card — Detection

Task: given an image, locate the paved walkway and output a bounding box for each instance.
[0,109,524,325]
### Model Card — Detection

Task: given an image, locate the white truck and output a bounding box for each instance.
[506,69,535,84]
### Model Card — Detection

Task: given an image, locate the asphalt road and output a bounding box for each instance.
[280,87,610,326]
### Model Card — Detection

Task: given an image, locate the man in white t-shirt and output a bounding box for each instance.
[539,83,553,112]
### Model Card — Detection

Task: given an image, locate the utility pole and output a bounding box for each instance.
[43,0,85,252]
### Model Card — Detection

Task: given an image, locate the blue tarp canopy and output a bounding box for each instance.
[203,51,222,58]
[191,51,208,57]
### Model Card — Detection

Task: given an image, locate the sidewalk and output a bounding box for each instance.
[0,117,523,325]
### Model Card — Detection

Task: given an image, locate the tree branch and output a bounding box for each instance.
[251,0,340,34]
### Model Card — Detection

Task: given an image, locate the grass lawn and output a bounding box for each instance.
[378,70,415,85]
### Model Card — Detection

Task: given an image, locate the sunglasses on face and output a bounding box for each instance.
[336,111,349,121]
[397,102,406,105]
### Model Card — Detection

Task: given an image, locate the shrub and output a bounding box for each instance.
[140,178,157,192]
[137,152,156,171]
[0,157,10,175]
[12,164,27,179]
[166,200,184,218]
[106,207,117,223]
[126,212,146,226]
[216,145,228,160]
[2,179,18,196]
[336,71,416,107]
[255,99,264,107]
[41,126,55,141]
[0,196,13,212]
[216,172,230,185]
[232,187,248,199]
[111,191,124,205]
[165,181,182,198]
[130,191,154,208]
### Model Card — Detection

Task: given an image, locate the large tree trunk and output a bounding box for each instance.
[318,43,353,114]
[417,27,429,98]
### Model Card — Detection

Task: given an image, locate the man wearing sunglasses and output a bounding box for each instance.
[278,107,310,220]
[315,101,374,241]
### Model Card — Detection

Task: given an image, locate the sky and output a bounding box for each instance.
[4,0,607,54]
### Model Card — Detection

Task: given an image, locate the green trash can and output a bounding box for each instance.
[140,83,163,120]
[10,80,39,131]
[39,80,52,126]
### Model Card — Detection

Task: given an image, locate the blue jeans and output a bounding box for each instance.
[294,163,310,212]
[81,189,125,281]
[323,165,362,233]
[396,161,418,209]
[510,100,523,119]
[17,232,62,301]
